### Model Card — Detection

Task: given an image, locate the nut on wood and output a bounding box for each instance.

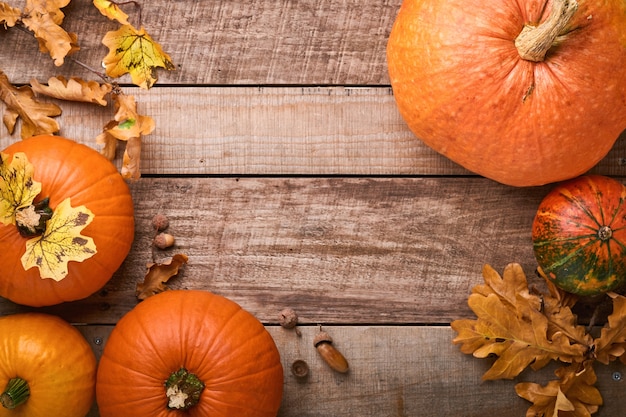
[313,331,349,373]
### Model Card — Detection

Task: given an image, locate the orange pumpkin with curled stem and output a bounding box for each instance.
[387,0,626,186]
[96,290,284,417]
[0,135,134,306]
[0,313,97,417]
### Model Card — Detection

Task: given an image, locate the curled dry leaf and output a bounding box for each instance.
[93,0,130,25]
[593,294,626,365]
[31,76,112,106]
[515,362,602,417]
[21,0,79,66]
[0,70,61,138]
[136,254,188,300]
[96,92,154,179]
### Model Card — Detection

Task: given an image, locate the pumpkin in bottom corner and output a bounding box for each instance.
[0,313,97,417]
[96,290,284,417]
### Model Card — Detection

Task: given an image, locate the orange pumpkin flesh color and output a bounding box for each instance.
[0,135,134,307]
[532,175,626,296]
[387,0,626,186]
[0,313,97,417]
[96,290,284,417]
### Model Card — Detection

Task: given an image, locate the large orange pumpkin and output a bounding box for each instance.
[96,290,284,417]
[0,313,97,417]
[387,0,626,186]
[0,135,134,306]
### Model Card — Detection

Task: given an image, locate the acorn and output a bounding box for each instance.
[313,330,349,373]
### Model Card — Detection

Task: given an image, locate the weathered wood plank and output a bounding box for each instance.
[77,325,626,417]
[1,0,398,85]
[0,177,558,324]
[1,86,625,177]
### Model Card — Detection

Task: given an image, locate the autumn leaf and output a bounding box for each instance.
[0,151,42,226]
[0,2,21,27]
[136,254,188,300]
[21,197,96,282]
[0,70,61,138]
[452,263,588,380]
[96,92,154,179]
[21,0,79,66]
[92,0,129,25]
[593,294,626,364]
[515,362,602,417]
[31,76,112,106]
[102,24,174,89]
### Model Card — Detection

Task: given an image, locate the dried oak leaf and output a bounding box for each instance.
[593,293,626,365]
[93,0,130,25]
[515,362,602,417]
[96,92,154,179]
[136,254,188,300]
[22,0,79,66]
[0,70,61,138]
[102,24,174,89]
[452,263,588,380]
[31,76,112,106]
[0,3,21,27]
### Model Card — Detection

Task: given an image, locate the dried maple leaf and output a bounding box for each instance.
[92,0,130,25]
[0,2,21,27]
[30,76,112,106]
[21,0,79,66]
[136,254,188,300]
[593,294,626,364]
[515,362,602,417]
[102,24,174,89]
[452,263,588,380]
[0,70,61,138]
[96,92,154,179]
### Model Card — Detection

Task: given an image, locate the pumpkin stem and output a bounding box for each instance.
[1,377,30,409]
[164,367,205,410]
[15,197,53,237]
[515,0,578,62]
[598,226,613,241]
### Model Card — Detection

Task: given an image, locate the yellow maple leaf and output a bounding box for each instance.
[30,76,112,106]
[22,0,79,66]
[0,70,61,138]
[92,0,129,25]
[102,24,174,89]
[0,2,21,28]
[0,151,42,226]
[21,197,96,281]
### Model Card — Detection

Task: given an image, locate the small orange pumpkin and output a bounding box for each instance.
[0,313,97,417]
[96,290,284,417]
[387,0,626,186]
[0,135,134,306]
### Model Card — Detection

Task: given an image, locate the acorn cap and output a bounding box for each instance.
[313,331,333,347]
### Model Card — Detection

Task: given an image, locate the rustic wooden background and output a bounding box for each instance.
[1,1,625,416]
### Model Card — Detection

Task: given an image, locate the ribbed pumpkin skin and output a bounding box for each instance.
[387,0,626,186]
[96,290,284,417]
[0,135,134,306]
[532,175,626,296]
[0,313,97,417]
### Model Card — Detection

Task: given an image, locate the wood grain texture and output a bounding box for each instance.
[1,86,625,176]
[0,0,398,85]
[0,177,553,325]
[77,325,626,417]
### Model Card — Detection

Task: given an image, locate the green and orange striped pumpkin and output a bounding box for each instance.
[532,175,626,296]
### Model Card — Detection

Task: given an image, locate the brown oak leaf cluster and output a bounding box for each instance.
[452,263,626,416]
[0,0,174,179]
